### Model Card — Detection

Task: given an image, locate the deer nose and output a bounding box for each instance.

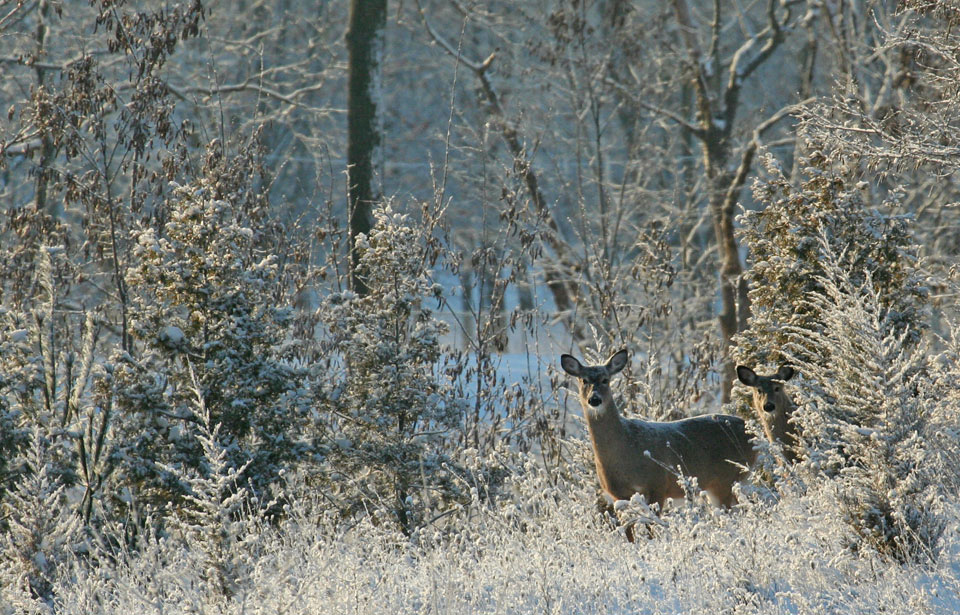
[588,394,603,407]
[763,402,776,412]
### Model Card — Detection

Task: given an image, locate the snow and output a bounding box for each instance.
[39,466,960,615]
[159,325,185,346]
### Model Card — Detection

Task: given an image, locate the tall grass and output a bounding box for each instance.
[26,447,960,615]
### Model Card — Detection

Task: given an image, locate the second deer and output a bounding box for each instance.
[736,364,799,462]
[561,350,756,510]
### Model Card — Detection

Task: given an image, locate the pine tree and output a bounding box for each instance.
[735,152,927,370]
[111,143,311,515]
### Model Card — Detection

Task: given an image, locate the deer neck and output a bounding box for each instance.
[776,394,800,449]
[580,393,634,452]
[579,392,649,499]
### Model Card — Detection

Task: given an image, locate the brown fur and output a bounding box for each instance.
[561,350,757,510]
[736,364,799,462]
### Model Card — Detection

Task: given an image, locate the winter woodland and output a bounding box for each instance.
[2,0,960,613]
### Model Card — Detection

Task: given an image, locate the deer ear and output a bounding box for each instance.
[606,349,629,375]
[736,365,758,386]
[777,365,795,381]
[560,354,583,377]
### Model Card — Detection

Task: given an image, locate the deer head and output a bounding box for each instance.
[736,364,799,461]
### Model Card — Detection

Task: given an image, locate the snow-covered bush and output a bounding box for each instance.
[786,244,945,562]
[112,142,311,516]
[0,428,82,612]
[736,152,927,370]
[316,202,459,533]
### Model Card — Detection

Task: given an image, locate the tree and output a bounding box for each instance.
[415,0,821,401]
[347,0,388,296]
[1,0,336,533]
[112,140,311,515]
[661,0,814,399]
[799,1,960,278]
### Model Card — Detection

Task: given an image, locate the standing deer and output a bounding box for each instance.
[560,350,756,510]
[736,365,799,462]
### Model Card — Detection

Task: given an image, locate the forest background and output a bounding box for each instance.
[2,1,960,613]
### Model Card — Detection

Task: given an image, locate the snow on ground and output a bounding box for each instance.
[50,460,960,615]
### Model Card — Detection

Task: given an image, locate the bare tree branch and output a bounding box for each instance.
[0,0,38,33]
[167,80,343,114]
[416,0,586,342]
[604,75,705,138]
[723,98,815,220]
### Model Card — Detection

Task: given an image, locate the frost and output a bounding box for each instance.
[159,325,185,346]
[27,442,960,615]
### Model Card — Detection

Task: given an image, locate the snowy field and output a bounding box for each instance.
[44,455,960,615]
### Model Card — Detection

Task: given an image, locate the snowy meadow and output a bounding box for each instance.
[30,449,960,615]
[3,151,960,614]
[4,1,960,614]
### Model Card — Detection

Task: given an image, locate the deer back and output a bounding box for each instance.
[632,415,754,483]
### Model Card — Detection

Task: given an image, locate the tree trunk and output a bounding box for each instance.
[34,0,60,219]
[668,0,795,402]
[703,141,744,403]
[346,0,386,296]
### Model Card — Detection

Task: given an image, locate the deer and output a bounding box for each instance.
[560,349,757,513]
[736,364,800,462]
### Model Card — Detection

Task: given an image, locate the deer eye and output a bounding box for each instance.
[600,378,609,385]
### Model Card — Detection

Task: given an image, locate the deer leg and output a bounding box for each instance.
[710,483,737,508]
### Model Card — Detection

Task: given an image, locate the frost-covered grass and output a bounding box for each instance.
[5,185,960,614]
[44,460,960,615]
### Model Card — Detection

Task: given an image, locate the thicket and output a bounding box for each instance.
[2,0,960,612]
[735,152,927,369]
[735,148,953,562]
